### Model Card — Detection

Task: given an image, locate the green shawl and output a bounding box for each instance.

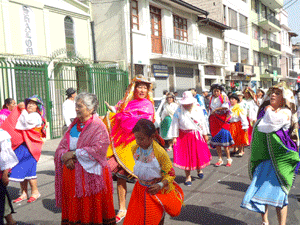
[249,120,300,194]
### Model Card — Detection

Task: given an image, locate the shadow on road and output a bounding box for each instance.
[218,181,249,192]
[171,204,247,225]
[37,170,55,176]
[42,199,62,213]
[41,150,55,156]
[7,186,20,200]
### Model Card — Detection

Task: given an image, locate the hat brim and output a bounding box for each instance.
[180,99,196,105]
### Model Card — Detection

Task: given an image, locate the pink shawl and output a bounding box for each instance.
[54,114,112,208]
[0,109,11,126]
[111,98,154,147]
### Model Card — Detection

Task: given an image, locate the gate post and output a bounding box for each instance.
[44,63,53,139]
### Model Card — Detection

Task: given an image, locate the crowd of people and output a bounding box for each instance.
[1,75,300,225]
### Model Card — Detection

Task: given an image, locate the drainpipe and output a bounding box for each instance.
[129,0,134,79]
[90,21,97,63]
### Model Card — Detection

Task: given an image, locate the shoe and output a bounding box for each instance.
[184,181,192,186]
[226,158,233,167]
[116,209,127,223]
[230,150,238,156]
[27,193,41,203]
[215,159,223,167]
[237,152,244,157]
[197,173,204,179]
[13,195,27,203]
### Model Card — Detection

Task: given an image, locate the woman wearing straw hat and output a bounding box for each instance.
[169,91,211,186]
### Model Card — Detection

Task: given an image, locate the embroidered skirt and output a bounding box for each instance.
[229,121,249,147]
[61,165,116,225]
[241,160,288,214]
[173,130,211,171]
[160,116,172,140]
[210,128,234,148]
[123,181,184,225]
[9,143,37,182]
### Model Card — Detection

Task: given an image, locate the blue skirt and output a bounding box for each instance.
[9,143,37,182]
[210,128,234,148]
[241,160,288,213]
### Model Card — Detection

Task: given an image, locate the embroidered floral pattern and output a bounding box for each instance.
[168,168,176,177]
[134,147,155,163]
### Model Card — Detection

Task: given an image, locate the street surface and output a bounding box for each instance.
[7,138,300,225]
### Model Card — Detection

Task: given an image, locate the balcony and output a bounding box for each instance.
[260,0,283,10]
[207,48,225,65]
[258,15,281,32]
[155,37,207,63]
[260,39,281,55]
[289,70,298,78]
[261,65,281,78]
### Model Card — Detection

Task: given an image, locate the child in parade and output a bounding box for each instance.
[169,91,211,186]
[229,94,249,157]
[209,84,234,167]
[123,119,184,225]
[0,129,18,225]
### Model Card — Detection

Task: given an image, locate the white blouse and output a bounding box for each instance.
[169,104,209,138]
[239,100,248,111]
[0,129,18,171]
[63,99,77,127]
[161,102,179,121]
[15,110,42,130]
[229,106,249,130]
[70,136,102,176]
[257,108,291,133]
[209,95,229,114]
[245,99,258,121]
[133,145,162,181]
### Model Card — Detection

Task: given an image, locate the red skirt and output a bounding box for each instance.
[61,165,116,225]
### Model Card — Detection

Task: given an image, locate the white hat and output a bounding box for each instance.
[202,88,209,92]
[235,91,244,96]
[180,91,197,105]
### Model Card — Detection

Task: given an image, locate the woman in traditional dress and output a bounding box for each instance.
[241,82,300,225]
[169,91,211,186]
[256,88,265,106]
[160,92,178,151]
[1,95,46,203]
[243,87,259,142]
[209,84,234,167]
[0,98,16,126]
[0,129,18,225]
[229,94,249,157]
[123,119,184,225]
[104,75,156,223]
[55,92,116,224]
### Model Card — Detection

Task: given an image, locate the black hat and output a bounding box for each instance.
[66,88,76,97]
[229,93,240,103]
[210,84,224,93]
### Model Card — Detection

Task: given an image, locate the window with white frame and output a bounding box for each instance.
[253,51,259,66]
[241,47,249,64]
[228,8,237,30]
[230,44,238,62]
[64,16,75,57]
[239,14,248,34]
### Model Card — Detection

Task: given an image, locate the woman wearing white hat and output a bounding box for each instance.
[168,91,211,186]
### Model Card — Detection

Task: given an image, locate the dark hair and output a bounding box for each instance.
[210,84,224,93]
[132,119,156,137]
[163,90,168,95]
[257,89,265,97]
[2,98,14,109]
[136,82,150,90]
[229,94,240,103]
[188,88,196,92]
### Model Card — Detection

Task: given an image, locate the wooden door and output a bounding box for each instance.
[150,6,162,54]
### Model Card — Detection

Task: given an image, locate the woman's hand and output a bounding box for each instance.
[62,151,76,165]
[1,170,10,186]
[105,101,114,112]
[65,158,75,170]
[148,184,161,195]
[243,129,248,132]
[18,102,25,110]
[203,135,209,143]
[172,138,177,145]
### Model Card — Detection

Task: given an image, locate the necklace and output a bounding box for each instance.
[76,116,92,132]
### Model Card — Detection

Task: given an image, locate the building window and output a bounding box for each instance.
[64,16,75,57]
[239,14,248,34]
[241,47,249,64]
[253,51,259,66]
[230,44,238,62]
[261,4,267,19]
[262,53,268,66]
[252,24,259,40]
[228,8,237,30]
[251,0,259,13]
[131,0,139,30]
[271,56,277,67]
[173,15,188,41]
[223,5,226,25]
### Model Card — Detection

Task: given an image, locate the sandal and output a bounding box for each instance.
[13,194,27,203]
[237,152,244,157]
[215,159,223,167]
[27,193,41,203]
[116,209,127,223]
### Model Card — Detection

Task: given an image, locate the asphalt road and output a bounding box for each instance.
[7,138,300,225]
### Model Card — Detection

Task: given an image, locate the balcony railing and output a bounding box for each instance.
[263,66,281,75]
[207,48,225,65]
[289,70,298,78]
[261,39,281,52]
[267,15,280,27]
[162,37,207,62]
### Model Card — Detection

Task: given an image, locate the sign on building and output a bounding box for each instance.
[152,64,169,77]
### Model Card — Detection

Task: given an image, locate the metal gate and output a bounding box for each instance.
[48,60,128,139]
